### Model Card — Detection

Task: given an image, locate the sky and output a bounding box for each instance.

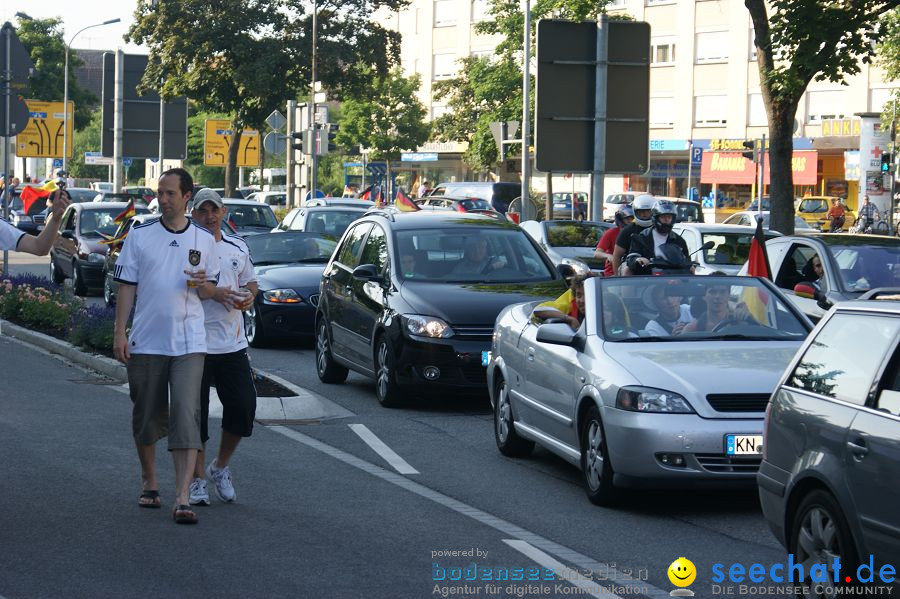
[1,0,145,52]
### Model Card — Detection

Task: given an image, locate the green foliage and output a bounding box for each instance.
[878,10,900,124]
[0,278,82,332]
[15,16,97,130]
[337,67,430,163]
[185,109,228,187]
[68,112,108,180]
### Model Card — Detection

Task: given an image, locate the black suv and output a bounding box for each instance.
[315,209,566,406]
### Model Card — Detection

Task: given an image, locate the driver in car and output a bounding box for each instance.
[451,237,505,274]
[682,282,754,333]
[625,200,692,275]
[643,282,693,336]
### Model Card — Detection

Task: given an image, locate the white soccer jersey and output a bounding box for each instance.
[0,218,24,251]
[114,218,220,356]
[202,233,257,354]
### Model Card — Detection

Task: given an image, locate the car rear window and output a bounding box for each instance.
[544,221,607,248]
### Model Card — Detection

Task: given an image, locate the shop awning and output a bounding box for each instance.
[700,150,818,185]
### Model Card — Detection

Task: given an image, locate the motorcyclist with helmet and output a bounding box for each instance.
[625,199,692,275]
[612,193,655,275]
[594,204,634,276]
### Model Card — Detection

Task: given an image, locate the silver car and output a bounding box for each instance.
[759,298,900,585]
[673,222,782,275]
[519,219,612,275]
[487,275,812,505]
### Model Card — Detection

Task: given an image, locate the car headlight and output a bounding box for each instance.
[616,386,695,413]
[87,252,106,263]
[262,288,302,303]
[402,314,454,338]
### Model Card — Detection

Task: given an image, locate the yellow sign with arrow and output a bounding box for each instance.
[204,119,260,167]
[15,100,74,158]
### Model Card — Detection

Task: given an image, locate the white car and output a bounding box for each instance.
[673,222,782,275]
[602,191,646,222]
[219,198,279,237]
[722,211,814,233]
[247,191,287,207]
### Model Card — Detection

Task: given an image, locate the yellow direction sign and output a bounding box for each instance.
[204,119,260,167]
[15,100,74,158]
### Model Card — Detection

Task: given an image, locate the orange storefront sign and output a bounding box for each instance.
[700,150,818,185]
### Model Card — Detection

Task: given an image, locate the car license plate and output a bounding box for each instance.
[725,434,763,455]
[481,350,491,366]
[36,225,43,231]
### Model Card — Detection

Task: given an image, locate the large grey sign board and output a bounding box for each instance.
[100,52,188,159]
[535,19,650,174]
[0,23,34,136]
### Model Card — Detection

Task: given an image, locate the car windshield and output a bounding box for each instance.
[828,243,900,291]
[299,209,366,239]
[228,204,278,228]
[798,199,829,213]
[457,198,492,211]
[245,233,337,265]
[597,276,808,341]
[67,189,96,203]
[79,208,129,237]
[700,231,778,266]
[395,227,555,283]
[676,203,701,223]
[544,221,606,248]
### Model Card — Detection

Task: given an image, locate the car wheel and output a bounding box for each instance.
[103,271,115,307]
[790,490,859,599]
[72,260,88,296]
[580,404,618,506]
[244,304,266,348]
[493,374,534,457]
[50,255,65,284]
[315,318,348,384]
[374,335,403,408]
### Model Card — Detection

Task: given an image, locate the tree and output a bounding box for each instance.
[15,15,97,130]
[126,0,406,196]
[336,67,430,197]
[68,112,107,180]
[746,0,900,234]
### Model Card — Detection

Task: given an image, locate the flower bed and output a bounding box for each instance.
[0,274,115,358]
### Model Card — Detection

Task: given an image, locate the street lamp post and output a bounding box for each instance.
[62,18,120,171]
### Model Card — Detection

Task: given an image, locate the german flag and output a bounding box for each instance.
[20,180,58,214]
[742,215,773,324]
[358,184,374,201]
[113,199,136,224]
[98,229,128,246]
[395,188,420,212]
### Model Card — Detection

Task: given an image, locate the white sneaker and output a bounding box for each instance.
[188,478,210,506]
[206,459,236,503]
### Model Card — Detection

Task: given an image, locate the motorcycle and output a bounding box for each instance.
[627,241,713,276]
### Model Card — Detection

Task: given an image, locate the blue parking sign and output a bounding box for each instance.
[52,158,63,169]
[691,147,703,166]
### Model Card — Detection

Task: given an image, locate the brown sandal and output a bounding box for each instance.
[138,490,161,508]
[173,504,198,524]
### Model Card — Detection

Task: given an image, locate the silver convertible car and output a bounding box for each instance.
[487,275,813,505]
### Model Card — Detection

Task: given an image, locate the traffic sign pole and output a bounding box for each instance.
[590,16,608,223]
[4,23,11,275]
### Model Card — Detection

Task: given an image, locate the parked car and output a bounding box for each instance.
[122,186,156,205]
[759,296,900,577]
[102,214,236,306]
[219,198,278,237]
[240,232,337,346]
[90,182,114,193]
[519,219,612,274]
[488,274,813,505]
[673,223,782,275]
[315,209,567,406]
[92,191,149,207]
[5,187,43,234]
[738,234,900,321]
[247,191,287,207]
[550,192,588,221]
[652,196,704,223]
[722,211,814,233]
[602,191,647,221]
[209,187,251,199]
[273,205,369,240]
[50,202,150,296]
[304,197,375,209]
[428,181,520,214]
[796,195,854,231]
[415,195,497,213]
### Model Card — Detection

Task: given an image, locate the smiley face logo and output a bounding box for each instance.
[667,557,696,588]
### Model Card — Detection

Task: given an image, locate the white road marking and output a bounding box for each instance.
[503,539,622,598]
[348,423,419,475]
[270,426,670,599]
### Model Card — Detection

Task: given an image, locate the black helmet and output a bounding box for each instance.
[651,200,677,234]
[614,204,634,227]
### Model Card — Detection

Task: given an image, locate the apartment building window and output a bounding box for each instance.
[651,37,676,66]
[696,31,728,63]
[749,27,757,61]
[607,0,626,7]
[806,90,846,123]
[650,97,675,128]
[646,0,675,5]
[748,93,766,126]
[471,49,493,61]
[434,0,456,27]
[695,94,727,127]
[433,53,457,79]
[432,104,451,119]
[472,0,490,22]
[870,88,897,113]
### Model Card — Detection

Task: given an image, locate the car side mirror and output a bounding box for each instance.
[557,263,576,280]
[536,322,578,346]
[793,283,833,310]
[352,263,385,285]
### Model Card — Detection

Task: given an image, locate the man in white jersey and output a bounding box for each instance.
[0,188,70,254]
[187,189,258,506]
[113,168,220,525]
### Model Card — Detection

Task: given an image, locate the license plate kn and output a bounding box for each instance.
[725,434,763,455]
[481,351,491,366]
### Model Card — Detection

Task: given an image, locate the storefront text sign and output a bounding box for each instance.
[700,151,817,185]
[821,118,861,137]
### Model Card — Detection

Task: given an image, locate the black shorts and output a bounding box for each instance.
[200,349,257,442]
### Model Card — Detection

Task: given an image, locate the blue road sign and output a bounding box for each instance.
[304,190,326,201]
[691,147,703,166]
[123,158,133,167]
[52,158,63,169]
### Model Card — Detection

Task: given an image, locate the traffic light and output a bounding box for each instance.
[881,152,892,172]
[324,123,338,154]
[742,140,758,163]
[291,131,305,153]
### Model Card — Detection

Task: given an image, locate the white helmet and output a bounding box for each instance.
[632,193,655,227]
